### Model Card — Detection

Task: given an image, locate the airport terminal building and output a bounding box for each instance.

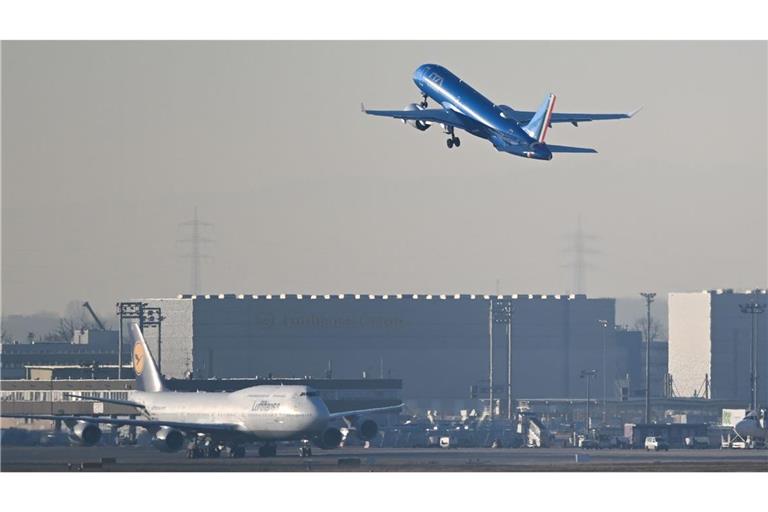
[128,293,627,410]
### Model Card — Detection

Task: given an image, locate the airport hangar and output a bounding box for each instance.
[669,289,768,404]
[125,293,652,413]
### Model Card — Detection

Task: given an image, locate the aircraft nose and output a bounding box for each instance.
[734,418,750,436]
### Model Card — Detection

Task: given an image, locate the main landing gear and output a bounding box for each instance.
[258,444,277,457]
[298,440,313,458]
[229,446,246,458]
[186,437,223,459]
[444,126,460,149]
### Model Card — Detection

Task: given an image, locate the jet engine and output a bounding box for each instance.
[70,421,102,446]
[402,103,430,131]
[347,418,378,441]
[151,427,186,452]
[314,427,343,449]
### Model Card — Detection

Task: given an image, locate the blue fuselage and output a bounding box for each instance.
[412,64,552,160]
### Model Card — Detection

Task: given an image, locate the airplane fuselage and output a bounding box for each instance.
[412,64,552,160]
[135,385,330,441]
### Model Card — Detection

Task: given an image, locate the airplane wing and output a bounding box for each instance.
[1,413,243,434]
[500,105,641,126]
[327,403,404,420]
[63,393,146,410]
[362,104,473,129]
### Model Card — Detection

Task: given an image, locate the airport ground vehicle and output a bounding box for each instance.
[644,436,670,451]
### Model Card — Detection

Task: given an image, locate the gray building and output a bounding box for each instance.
[128,293,619,410]
[0,330,120,379]
[613,329,669,400]
[669,289,767,403]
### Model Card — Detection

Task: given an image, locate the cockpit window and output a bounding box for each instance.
[300,391,318,397]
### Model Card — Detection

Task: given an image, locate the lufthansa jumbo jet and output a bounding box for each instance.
[363,64,639,160]
[2,323,402,458]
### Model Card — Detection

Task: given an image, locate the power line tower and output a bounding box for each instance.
[563,214,599,294]
[178,206,213,294]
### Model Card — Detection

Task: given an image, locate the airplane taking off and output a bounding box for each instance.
[363,64,639,160]
[2,323,402,458]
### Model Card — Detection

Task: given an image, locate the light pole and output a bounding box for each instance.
[740,299,765,412]
[492,299,514,420]
[581,369,597,435]
[488,299,494,420]
[116,302,146,379]
[598,319,609,425]
[640,292,656,423]
[142,307,165,374]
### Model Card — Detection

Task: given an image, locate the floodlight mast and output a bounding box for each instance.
[640,292,656,424]
[740,299,765,412]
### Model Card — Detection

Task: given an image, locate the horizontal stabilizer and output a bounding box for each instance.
[547,144,598,153]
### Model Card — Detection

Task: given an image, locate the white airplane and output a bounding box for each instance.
[3,323,402,458]
[734,410,767,446]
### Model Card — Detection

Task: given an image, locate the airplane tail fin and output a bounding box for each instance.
[523,93,556,142]
[130,322,165,392]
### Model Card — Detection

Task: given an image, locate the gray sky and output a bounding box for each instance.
[2,41,766,316]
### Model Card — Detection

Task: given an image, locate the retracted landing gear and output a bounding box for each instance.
[419,92,428,109]
[444,125,460,149]
[258,444,277,457]
[298,440,313,458]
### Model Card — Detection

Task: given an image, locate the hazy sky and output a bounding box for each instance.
[2,41,766,316]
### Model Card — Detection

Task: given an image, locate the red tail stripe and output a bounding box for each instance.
[539,95,556,142]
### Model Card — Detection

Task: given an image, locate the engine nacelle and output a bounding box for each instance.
[314,427,343,449]
[70,421,102,446]
[151,427,186,453]
[402,103,430,131]
[347,418,379,441]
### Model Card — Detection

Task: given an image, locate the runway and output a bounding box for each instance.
[2,445,766,472]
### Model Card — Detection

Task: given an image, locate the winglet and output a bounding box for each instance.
[627,106,643,118]
[360,102,366,113]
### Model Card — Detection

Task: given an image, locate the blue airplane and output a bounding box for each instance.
[363,64,639,160]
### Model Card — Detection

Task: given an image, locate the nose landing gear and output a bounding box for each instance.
[419,93,428,109]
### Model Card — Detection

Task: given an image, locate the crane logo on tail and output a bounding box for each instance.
[133,342,145,376]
